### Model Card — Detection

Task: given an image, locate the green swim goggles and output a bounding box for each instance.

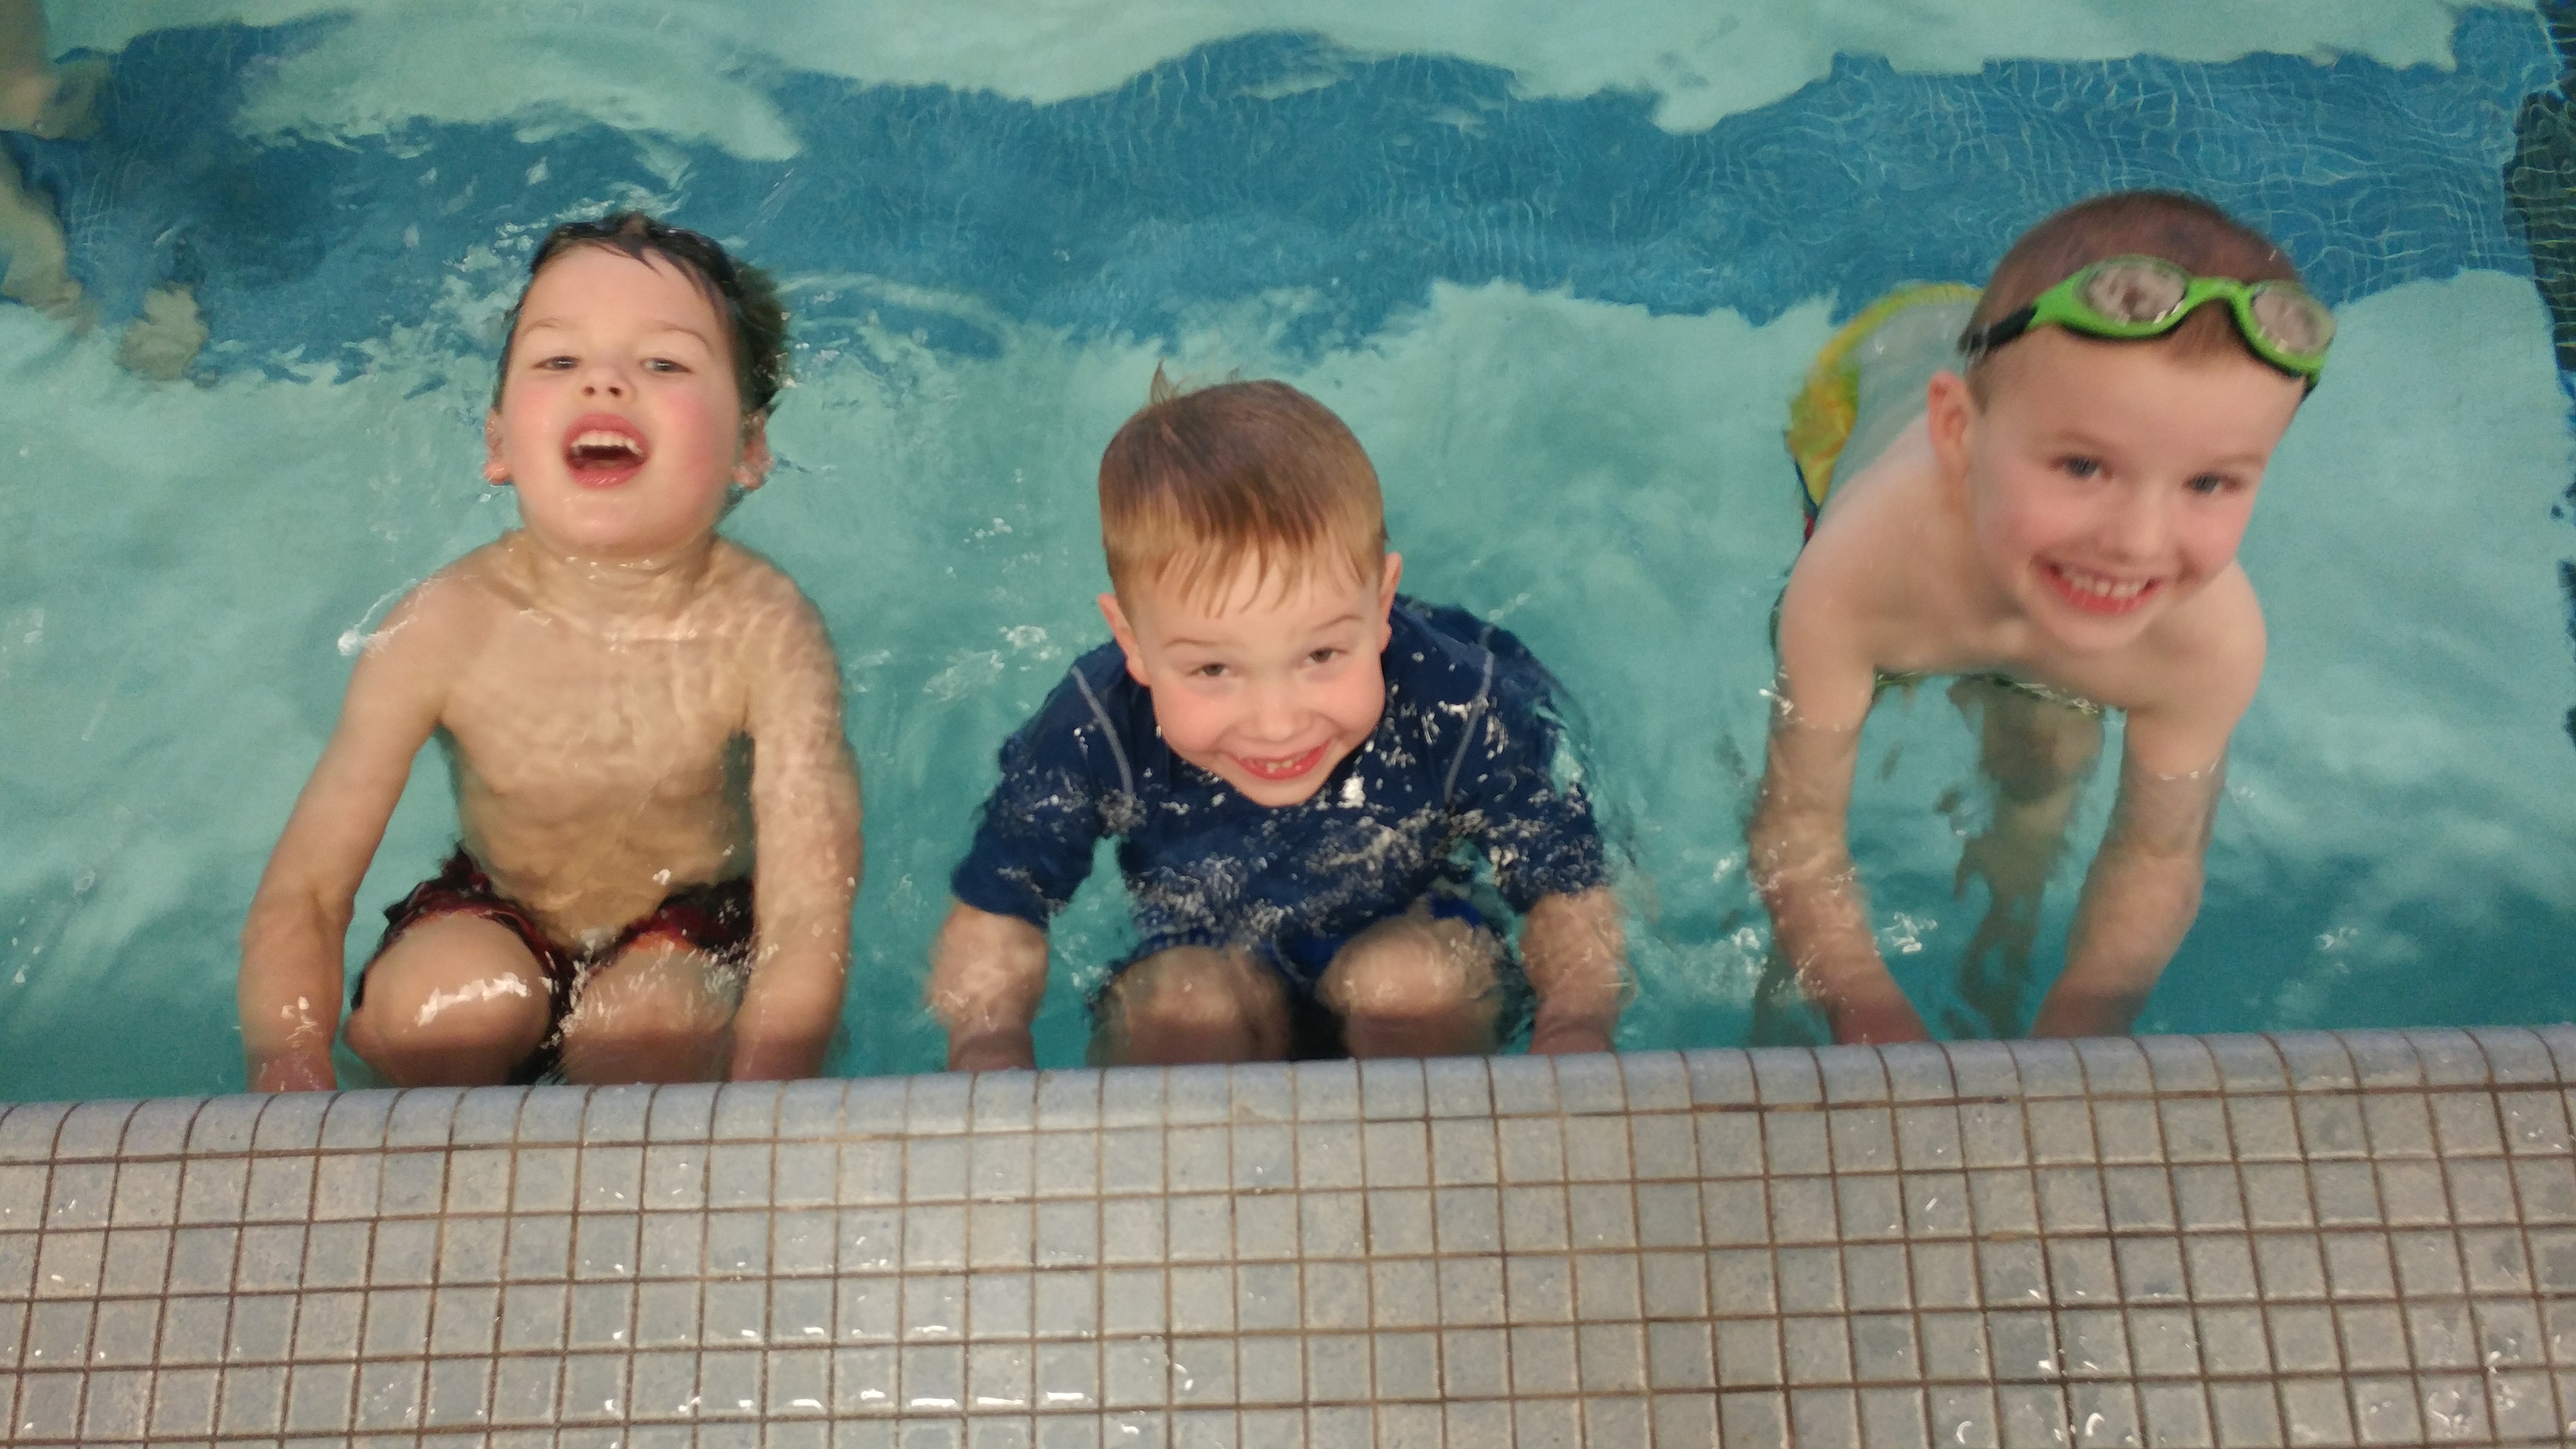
[1959,255,2335,385]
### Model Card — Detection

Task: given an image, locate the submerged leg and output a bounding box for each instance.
[0,145,78,319]
[1319,905,1504,1060]
[1090,946,1292,1065]
[554,936,743,1085]
[344,913,553,1086]
[1943,678,2104,1037]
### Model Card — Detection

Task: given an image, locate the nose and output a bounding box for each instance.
[2101,482,2171,560]
[1243,678,1303,743]
[579,358,632,399]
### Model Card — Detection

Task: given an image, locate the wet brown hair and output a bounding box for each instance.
[1099,374,1387,609]
[1964,191,2303,398]
[494,211,790,418]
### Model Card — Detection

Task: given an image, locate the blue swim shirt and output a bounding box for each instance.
[949,600,1608,975]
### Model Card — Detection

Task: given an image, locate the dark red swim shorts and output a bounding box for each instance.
[355,848,755,1083]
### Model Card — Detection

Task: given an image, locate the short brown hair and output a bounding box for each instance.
[1099,376,1387,608]
[496,211,791,418]
[1965,191,2302,396]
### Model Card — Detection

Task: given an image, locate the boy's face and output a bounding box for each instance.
[485,245,768,559]
[1930,329,2304,653]
[1100,550,1403,807]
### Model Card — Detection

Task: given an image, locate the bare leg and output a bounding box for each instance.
[1942,678,2104,1037]
[0,145,77,318]
[344,914,553,1086]
[1090,946,1292,1065]
[1319,905,1504,1059]
[554,937,742,1085]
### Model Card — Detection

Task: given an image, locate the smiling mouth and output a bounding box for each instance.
[1234,744,1328,782]
[2042,561,2161,616]
[564,423,648,485]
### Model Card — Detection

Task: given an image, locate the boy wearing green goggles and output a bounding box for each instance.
[1753,190,2325,1046]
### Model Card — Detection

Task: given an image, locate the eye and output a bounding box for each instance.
[535,354,576,371]
[2058,455,2102,480]
[2185,471,2238,496]
[644,356,687,374]
[1190,662,1227,679]
[1306,646,1341,666]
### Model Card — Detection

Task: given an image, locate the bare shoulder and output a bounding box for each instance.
[2147,564,2266,706]
[704,541,839,673]
[361,544,525,670]
[2119,564,2266,772]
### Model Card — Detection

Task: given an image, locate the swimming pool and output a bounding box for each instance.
[2,0,2570,1100]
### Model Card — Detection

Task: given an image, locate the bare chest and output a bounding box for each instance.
[442,621,750,806]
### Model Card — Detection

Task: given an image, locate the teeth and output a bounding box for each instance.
[570,430,642,457]
[2056,567,2149,600]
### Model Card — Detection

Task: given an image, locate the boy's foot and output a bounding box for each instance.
[0,56,105,139]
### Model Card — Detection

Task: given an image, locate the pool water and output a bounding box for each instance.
[1,0,2570,1100]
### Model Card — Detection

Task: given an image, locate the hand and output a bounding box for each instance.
[1528,1014,1614,1056]
[1823,986,1932,1046]
[948,1028,1036,1073]
[248,1048,336,1093]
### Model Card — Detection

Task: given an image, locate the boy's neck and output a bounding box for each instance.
[502,530,725,627]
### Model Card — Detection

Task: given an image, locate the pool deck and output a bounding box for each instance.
[5,1029,2575,1446]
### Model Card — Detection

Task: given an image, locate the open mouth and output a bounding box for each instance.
[2041,561,2161,616]
[563,415,648,486]
[1233,743,1328,782]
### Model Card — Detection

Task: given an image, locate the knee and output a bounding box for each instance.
[1326,923,1487,1026]
[556,945,739,1080]
[1110,950,1265,1037]
[345,949,550,1078]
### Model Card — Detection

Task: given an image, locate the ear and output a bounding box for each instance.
[1099,591,1152,687]
[1924,370,1977,485]
[732,413,773,491]
[482,411,510,485]
[1373,552,1403,648]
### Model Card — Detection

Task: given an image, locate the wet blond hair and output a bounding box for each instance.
[1965,191,2304,399]
[1098,373,1386,609]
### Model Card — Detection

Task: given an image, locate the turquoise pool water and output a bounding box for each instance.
[1,0,2571,1099]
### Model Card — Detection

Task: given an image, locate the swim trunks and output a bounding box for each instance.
[354,848,756,1083]
[1783,283,2106,717]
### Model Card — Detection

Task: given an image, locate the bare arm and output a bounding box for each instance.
[2033,581,2260,1038]
[1747,701,1930,1042]
[1518,886,1627,1054]
[2031,746,2224,1038]
[926,902,1051,1070]
[729,595,863,1080]
[239,602,452,1091]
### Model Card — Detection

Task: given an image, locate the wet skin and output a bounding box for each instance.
[1752,330,2304,1044]
[240,247,861,1090]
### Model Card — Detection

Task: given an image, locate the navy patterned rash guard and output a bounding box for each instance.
[949,600,1608,983]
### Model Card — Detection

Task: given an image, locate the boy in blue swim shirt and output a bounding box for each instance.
[930,378,1625,1069]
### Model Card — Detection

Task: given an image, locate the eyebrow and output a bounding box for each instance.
[516,317,717,345]
[1163,611,1371,650]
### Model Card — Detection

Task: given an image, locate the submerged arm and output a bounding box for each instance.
[238,608,450,1091]
[1519,886,1627,1053]
[1747,702,1927,1043]
[731,597,864,1080]
[2030,747,2225,1037]
[927,902,1051,1070]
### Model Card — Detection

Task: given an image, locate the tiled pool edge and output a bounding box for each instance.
[3,1029,2573,1447]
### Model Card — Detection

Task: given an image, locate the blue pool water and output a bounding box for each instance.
[2,1,2571,1100]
